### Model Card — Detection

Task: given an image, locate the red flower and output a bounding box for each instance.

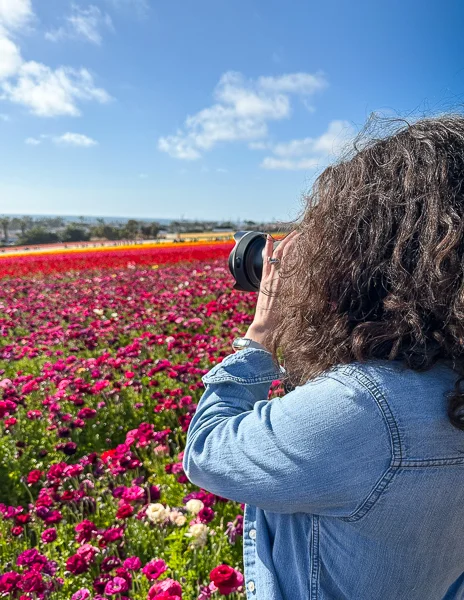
[116,502,134,519]
[209,565,244,595]
[66,554,89,575]
[75,520,98,543]
[27,470,43,485]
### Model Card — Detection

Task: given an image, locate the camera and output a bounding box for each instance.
[228,231,281,292]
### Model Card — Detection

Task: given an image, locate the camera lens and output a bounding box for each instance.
[228,231,280,292]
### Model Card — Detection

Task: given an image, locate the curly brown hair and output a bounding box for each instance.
[266,112,464,430]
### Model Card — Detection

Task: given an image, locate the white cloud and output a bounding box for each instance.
[0,35,23,79]
[46,5,113,45]
[261,157,320,171]
[257,72,326,95]
[158,70,327,160]
[216,167,228,173]
[25,136,40,145]
[0,0,33,30]
[0,0,112,117]
[1,62,111,117]
[261,120,356,170]
[53,132,98,146]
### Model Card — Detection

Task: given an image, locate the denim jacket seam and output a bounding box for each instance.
[202,372,282,385]
[330,365,403,522]
[400,457,464,467]
[201,349,285,385]
[309,515,320,600]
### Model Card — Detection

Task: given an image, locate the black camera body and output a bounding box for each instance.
[228,231,281,292]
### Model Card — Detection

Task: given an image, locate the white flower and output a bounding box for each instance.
[169,510,187,526]
[146,503,170,524]
[185,523,209,548]
[186,499,204,515]
[93,308,104,316]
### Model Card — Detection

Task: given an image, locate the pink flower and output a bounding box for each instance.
[41,528,57,543]
[76,544,99,563]
[104,576,130,595]
[142,559,167,581]
[148,578,183,600]
[17,571,45,594]
[123,556,141,571]
[0,571,20,595]
[71,588,91,600]
[75,519,98,543]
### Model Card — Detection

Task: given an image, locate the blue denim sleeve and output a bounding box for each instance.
[182,348,392,516]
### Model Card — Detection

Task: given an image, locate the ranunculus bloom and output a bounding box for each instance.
[104,576,129,595]
[142,559,167,581]
[148,578,183,600]
[71,588,91,600]
[116,502,134,519]
[123,556,141,571]
[209,565,244,595]
[66,554,89,575]
[146,503,170,524]
[75,519,97,543]
[27,469,43,485]
[0,571,21,594]
[41,528,57,543]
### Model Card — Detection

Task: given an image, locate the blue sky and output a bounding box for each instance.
[0,0,463,222]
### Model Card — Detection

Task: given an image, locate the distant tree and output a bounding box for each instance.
[122,219,140,239]
[0,217,11,244]
[10,217,21,232]
[18,216,34,235]
[140,222,161,239]
[218,221,235,229]
[100,225,122,241]
[61,226,90,242]
[19,227,60,245]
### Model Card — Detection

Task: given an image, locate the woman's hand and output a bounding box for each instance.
[245,229,300,352]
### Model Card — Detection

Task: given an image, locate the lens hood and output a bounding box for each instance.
[228,231,280,292]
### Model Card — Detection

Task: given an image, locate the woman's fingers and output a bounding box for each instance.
[273,229,300,260]
[262,235,274,280]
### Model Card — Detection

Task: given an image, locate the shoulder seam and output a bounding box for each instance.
[326,365,403,521]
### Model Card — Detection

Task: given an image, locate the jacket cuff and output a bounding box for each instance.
[202,347,286,386]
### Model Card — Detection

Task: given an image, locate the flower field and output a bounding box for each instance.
[0,243,284,599]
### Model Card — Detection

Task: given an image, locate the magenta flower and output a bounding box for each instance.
[104,576,130,595]
[71,588,91,600]
[41,528,57,543]
[75,519,98,543]
[66,554,90,575]
[148,578,183,600]
[123,556,142,571]
[142,559,168,581]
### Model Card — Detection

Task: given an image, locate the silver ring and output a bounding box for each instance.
[268,257,281,266]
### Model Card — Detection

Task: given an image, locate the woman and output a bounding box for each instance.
[183,113,464,600]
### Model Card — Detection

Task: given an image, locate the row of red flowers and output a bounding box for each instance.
[0,243,234,279]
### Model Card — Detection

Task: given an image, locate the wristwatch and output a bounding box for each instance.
[232,337,269,352]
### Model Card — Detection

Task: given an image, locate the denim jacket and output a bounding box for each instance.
[182,348,464,600]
